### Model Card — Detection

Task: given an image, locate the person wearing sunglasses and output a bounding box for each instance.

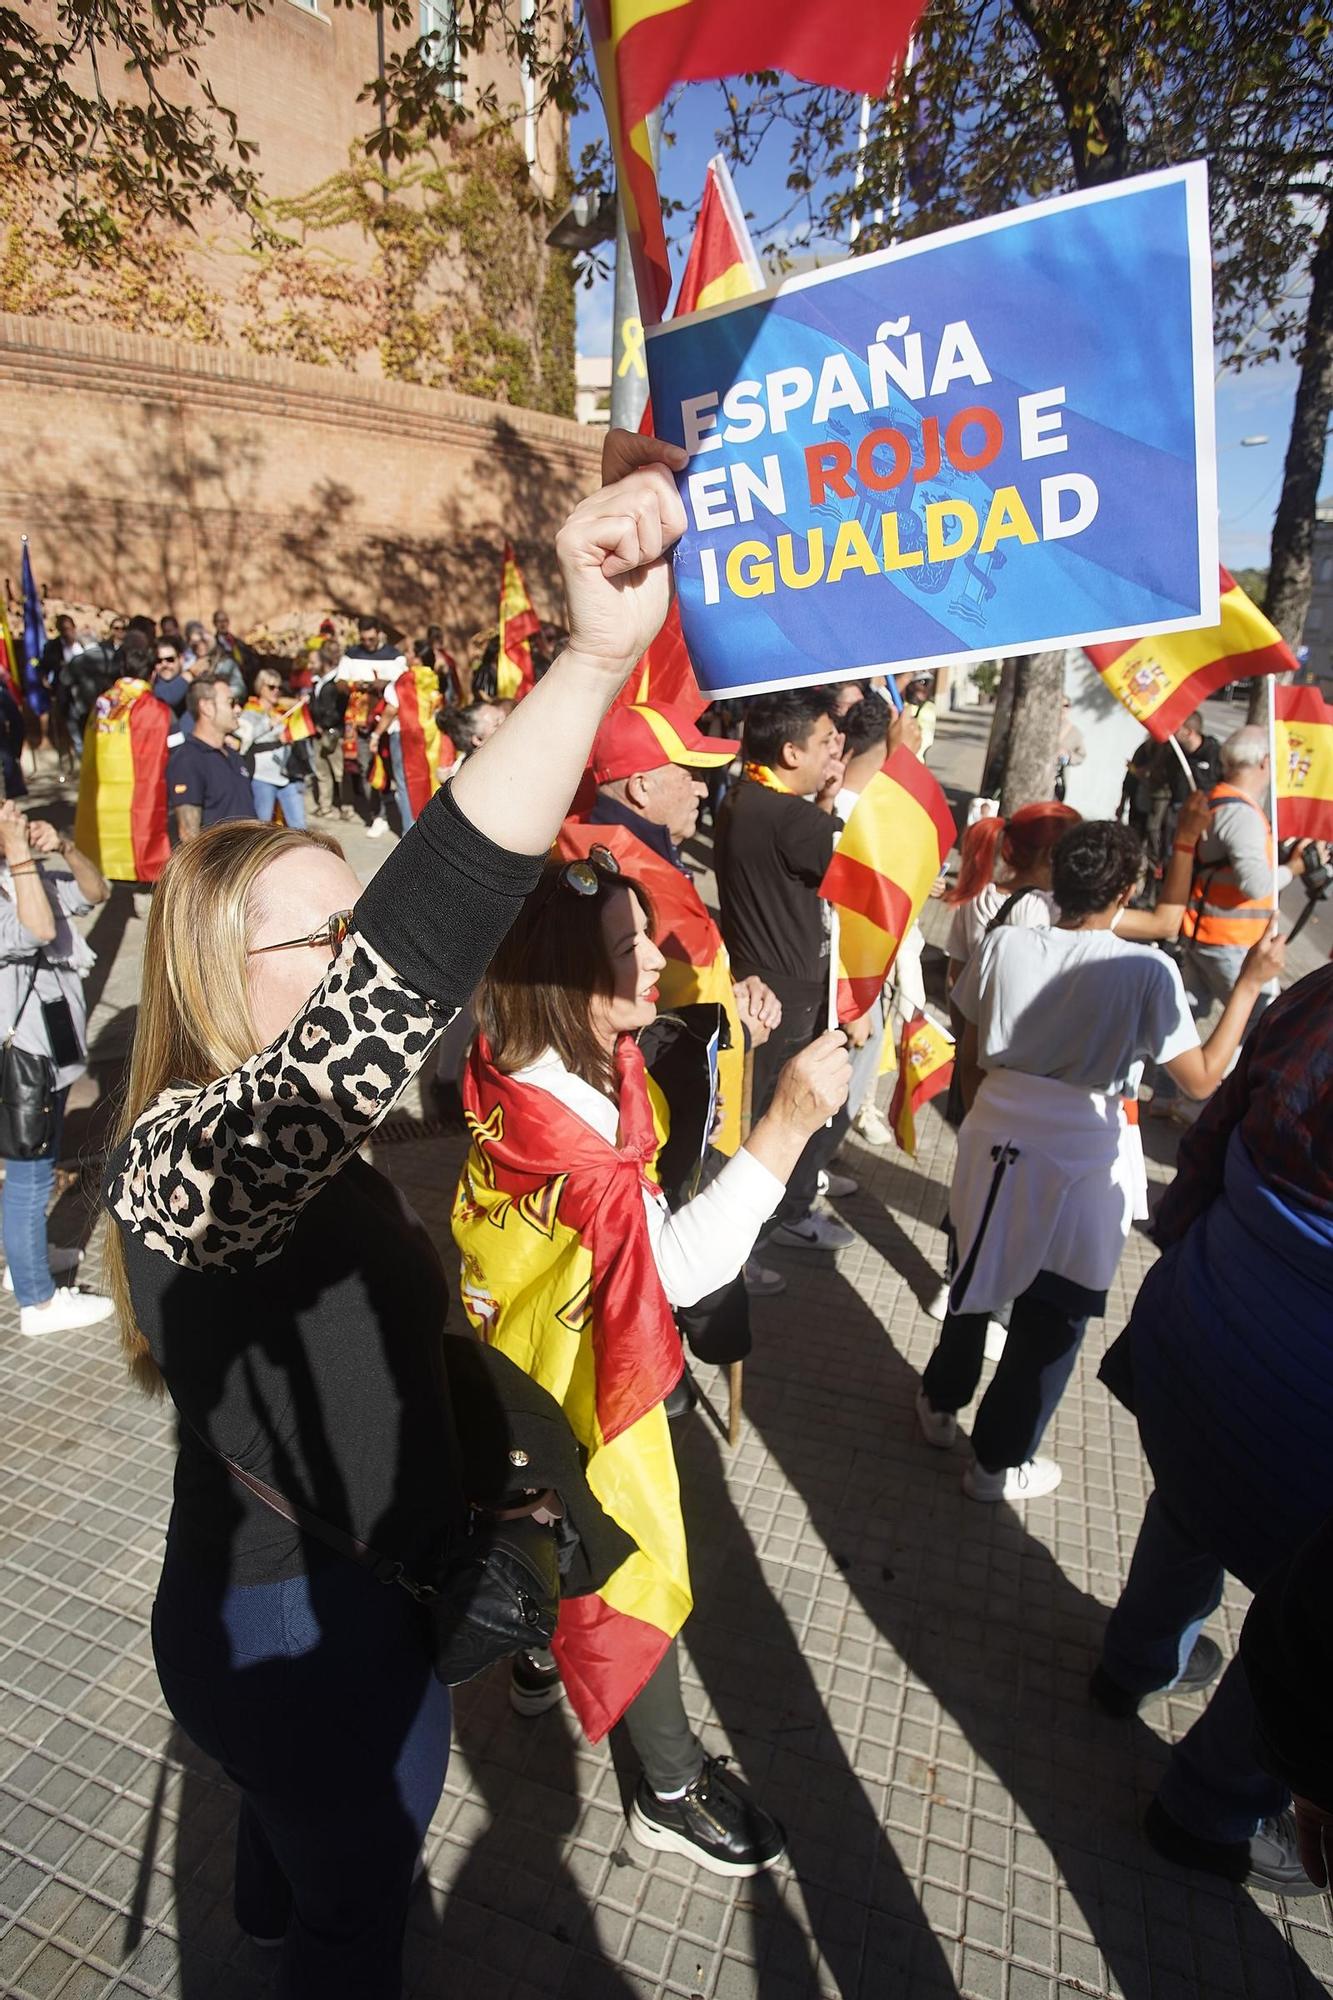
[100,430,700,1996]
[456,845,851,1877]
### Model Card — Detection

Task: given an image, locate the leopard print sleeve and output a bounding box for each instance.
[106,935,451,1271]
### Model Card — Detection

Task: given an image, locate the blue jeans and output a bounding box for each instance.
[252,779,307,830]
[921,1277,1091,1472]
[388,731,415,833]
[1099,1491,1287,1843]
[2,1087,67,1307]
[153,1544,449,1997]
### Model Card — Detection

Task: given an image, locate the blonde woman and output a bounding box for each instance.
[102,433,687,1997]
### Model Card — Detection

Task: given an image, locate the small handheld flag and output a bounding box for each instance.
[281,700,317,745]
[1086,568,1296,742]
[1274,686,1333,843]
[498,543,540,703]
[890,1013,955,1156]
[19,540,47,714]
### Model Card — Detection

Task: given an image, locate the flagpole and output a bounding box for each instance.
[1266,671,1281,921]
[1166,731,1195,789]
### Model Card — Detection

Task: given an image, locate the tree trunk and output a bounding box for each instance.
[1251,202,1333,721]
[999,650,1065,815]
[980,659,1017,799]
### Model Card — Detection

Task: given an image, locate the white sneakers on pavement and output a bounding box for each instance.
[743,1259,787,1298]
[4,1246,82,1293]
[852,1102,894,1147]
[771,1211,856,1252]
[984,1320,1008,1362]
[924,1279,950,1321]
[19,1287,115,1338]
[963,1457,1063,1503]
[915,1391,958,1450]
[366,818,388,839]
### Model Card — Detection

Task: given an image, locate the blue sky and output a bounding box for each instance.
[572,85,1329,575]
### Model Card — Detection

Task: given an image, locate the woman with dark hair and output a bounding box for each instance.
[455,849,851,1875]
[915,821,1283,1502]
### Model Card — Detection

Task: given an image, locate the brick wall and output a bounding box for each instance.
[0,314,603,651]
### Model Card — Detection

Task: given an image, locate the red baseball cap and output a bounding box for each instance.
[590,703,740,785]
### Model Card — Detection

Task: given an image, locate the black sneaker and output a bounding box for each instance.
[1145,1797,1327,1896]
[664,1369,697,1421]
[1090,1634,1224,1718]
[629,1756,786,1877]
[509,1648,563,1717]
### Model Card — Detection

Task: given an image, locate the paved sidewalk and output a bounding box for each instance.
[1,726,1330,1998]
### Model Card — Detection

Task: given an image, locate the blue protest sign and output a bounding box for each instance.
[645,164,1217,700]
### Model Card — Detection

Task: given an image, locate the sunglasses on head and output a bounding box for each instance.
[556,844,621,897]
[248,909,354,956]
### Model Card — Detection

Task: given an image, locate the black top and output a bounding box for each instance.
[714,779,839,992]
[588,790,681,871]
[1242,1507,1333,1814]
[168,734,255,828]
[106,783,543,1585]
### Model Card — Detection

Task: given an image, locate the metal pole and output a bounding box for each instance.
[610,108,661,430]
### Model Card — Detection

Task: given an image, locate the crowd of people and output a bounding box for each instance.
[2,430,1330,1995]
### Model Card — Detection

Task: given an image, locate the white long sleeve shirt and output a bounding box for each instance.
[510,1049,783,1308]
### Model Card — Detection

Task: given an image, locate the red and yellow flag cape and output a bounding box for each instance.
[585,0,917,320]
[453,1036,690,1740]
[73,679,170,883]
[1275,685,1333,843]
[498,543,540,702]
[820,750,956,1022]
[556,817,744,1154]
[1085,568,1297,741]
[395,666,445,821]
[890,1013,955,1156]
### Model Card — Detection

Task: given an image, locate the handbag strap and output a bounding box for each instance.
[181,1415,437,1599]
[3,953,45,1050]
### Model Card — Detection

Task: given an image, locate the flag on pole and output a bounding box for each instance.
[74,679,171,882]
[19,539,48,713]
[394,665,446,820]
[819,749,956,1022]
[0,600,21,706]
[1085,568,1297,741]
[280,700,318,745]
[613,157,764,722]
[1273,685,1333,843]
[890,1013,955,1155]
[497,542,540,703]
[585,1,919,321]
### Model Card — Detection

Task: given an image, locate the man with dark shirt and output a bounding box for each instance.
[168,676,254,840]
[714,690,855,1250]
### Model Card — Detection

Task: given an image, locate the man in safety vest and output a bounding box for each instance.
[1180,722,1319,1019]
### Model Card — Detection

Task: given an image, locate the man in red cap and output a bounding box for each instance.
[586,701,733,868]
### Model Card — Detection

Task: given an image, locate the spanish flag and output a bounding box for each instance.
[613,157,763,722]
[73,679,170,883]
[819,749,956,1023]
[0,602,20,705]
[1274,686,1333,843]
[556,818,745,1154]
[281,700,317,745]
[394,665,445,821]
[890,1013,955,1156]
[498,542,540,702]
[454,1036,690,1740]
[585,1,918,320]
[1085,568,1297,742]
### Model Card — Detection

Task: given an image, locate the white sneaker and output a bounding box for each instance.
[963,1456,1062,1503]
[924,1280,951,1322]
[915,1390,957,1450]
[853,1102,894,1148]
[772,1211,856,1252]
[366,818,387,839]
[4,1246,82,1293]
[743,1259,787,1298]
[19,1287,115,1338]
[984,1320,1008,1362]
[817,1168,859,1201]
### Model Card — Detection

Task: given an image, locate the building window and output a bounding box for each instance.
[1319,554,1333,584]
[420,0,463,102]
[1307,603,1323,631]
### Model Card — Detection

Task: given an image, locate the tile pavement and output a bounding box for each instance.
[1,721,1331,1998]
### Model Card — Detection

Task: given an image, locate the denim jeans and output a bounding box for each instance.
[251,779,307,831]
[388,731,415,833]
[920,1278,1090,1472]
[153,1544,449,1997]
[1099,1491,1287,1842]
[2,1087,67,1307]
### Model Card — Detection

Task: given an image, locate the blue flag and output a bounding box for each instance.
[20,540,48,714]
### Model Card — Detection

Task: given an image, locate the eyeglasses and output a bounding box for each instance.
[558,844,620,896]
[247,910,354,956]
[155,654,179,666]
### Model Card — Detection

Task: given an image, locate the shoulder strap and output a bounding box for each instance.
[4,952,46,1049]
[984,890,1029,936]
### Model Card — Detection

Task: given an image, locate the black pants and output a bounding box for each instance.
[621,1639,703,1793]
[748,971,851,1233]
[920,1279,1092,1473]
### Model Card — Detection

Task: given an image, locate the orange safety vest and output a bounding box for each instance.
[1182,782,1275,948]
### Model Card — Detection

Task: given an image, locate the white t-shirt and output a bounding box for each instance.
[952,925,1199,1097]
[946,883,1056,966]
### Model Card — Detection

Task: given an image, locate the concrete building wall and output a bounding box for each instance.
[0,314,602,647]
